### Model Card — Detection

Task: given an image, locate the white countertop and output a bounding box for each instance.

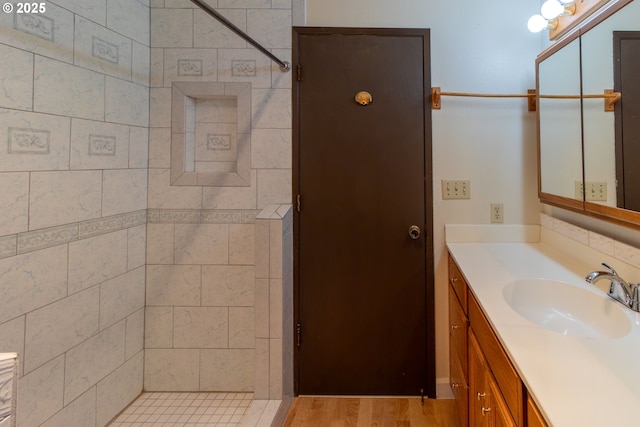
[447,241,640,427]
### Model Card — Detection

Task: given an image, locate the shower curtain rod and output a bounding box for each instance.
[190,0,291,72]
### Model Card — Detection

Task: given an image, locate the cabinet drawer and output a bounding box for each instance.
[469,293,524,426]
[449,287,468,377]
[450,349,469,427]
[448,255,468,311]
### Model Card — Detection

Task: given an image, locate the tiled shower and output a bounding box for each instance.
[0,0,294,425]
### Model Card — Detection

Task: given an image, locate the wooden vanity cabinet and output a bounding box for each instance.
[448,254,549,427]
[448,258,469,426]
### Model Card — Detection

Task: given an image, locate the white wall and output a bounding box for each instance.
[305,0,543,391]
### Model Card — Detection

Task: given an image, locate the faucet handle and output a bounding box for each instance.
[631,283,640,311]
[602,262,619,276]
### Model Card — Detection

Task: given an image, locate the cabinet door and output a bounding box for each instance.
[470,294,523,424]
[489,376,517,427]
[527,395,548,427]
[469,332,490,427]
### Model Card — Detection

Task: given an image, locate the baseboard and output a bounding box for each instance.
[270,396,294,427]
[436,378,454,399]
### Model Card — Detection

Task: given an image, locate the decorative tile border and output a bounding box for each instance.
[123,210,148,228]
[0,236,17,259]
[0,209,258,259]
[202,210,242,224]
[147,209,258,224]
[18,223,78,254]
[0,210,146,260]
[242,211,258,223]
[147,209,202,224]
[540,212,640,270]
[78,215,124,239]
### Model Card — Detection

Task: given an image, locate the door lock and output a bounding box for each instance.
[408,225,421,240]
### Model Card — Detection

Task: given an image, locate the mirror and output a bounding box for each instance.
[538,38,583,202]
[582,0,640,212]
[537,0,640,226]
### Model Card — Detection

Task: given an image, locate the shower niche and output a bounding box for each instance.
[171,82,251,186]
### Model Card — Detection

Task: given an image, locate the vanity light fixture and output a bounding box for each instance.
[541,0,576,20]
[529,0,613,39]
[528,0,577,33]
[527,14,558,33]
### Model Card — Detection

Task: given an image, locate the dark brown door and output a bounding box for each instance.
[614,31,640,210]
[293,27,434,397]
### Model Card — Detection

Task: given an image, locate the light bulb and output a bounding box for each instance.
[541,0,564,19]
[528,14,549,33]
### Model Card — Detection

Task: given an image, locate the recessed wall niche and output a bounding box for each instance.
[171,82,251,186]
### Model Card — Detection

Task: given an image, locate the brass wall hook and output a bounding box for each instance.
[355,91,372,106]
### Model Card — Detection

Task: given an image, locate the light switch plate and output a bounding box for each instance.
[442,180,470,199]
[585,182,607,201]
[575,181,584,200]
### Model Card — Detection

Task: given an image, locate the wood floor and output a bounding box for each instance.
[282,397,460,427]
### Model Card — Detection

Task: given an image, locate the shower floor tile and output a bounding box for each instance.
[109,392,254,427]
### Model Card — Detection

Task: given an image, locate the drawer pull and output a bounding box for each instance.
[452,382,469,390]
[477,391,486,400]
[450,277,458,285]
[450,324,460,331]
[481,406,492,416]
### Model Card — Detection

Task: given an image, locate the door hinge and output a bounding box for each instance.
[296,194,301,212]
[296,323,302,347]
[297,64,302,82]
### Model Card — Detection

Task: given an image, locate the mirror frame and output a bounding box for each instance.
[536,0,640,228]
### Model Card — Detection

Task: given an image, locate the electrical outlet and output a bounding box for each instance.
[490,203,504,223]
[585,182,607,201]
[442,180,471,199]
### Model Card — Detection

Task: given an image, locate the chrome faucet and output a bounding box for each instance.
[586,262,640,312]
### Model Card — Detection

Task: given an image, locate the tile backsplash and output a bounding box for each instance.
[540,212,640,270]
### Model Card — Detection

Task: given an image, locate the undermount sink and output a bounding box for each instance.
[503,279,632,339]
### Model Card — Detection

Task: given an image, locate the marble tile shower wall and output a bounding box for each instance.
[146,0,292,392]
[0,0,150,426]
